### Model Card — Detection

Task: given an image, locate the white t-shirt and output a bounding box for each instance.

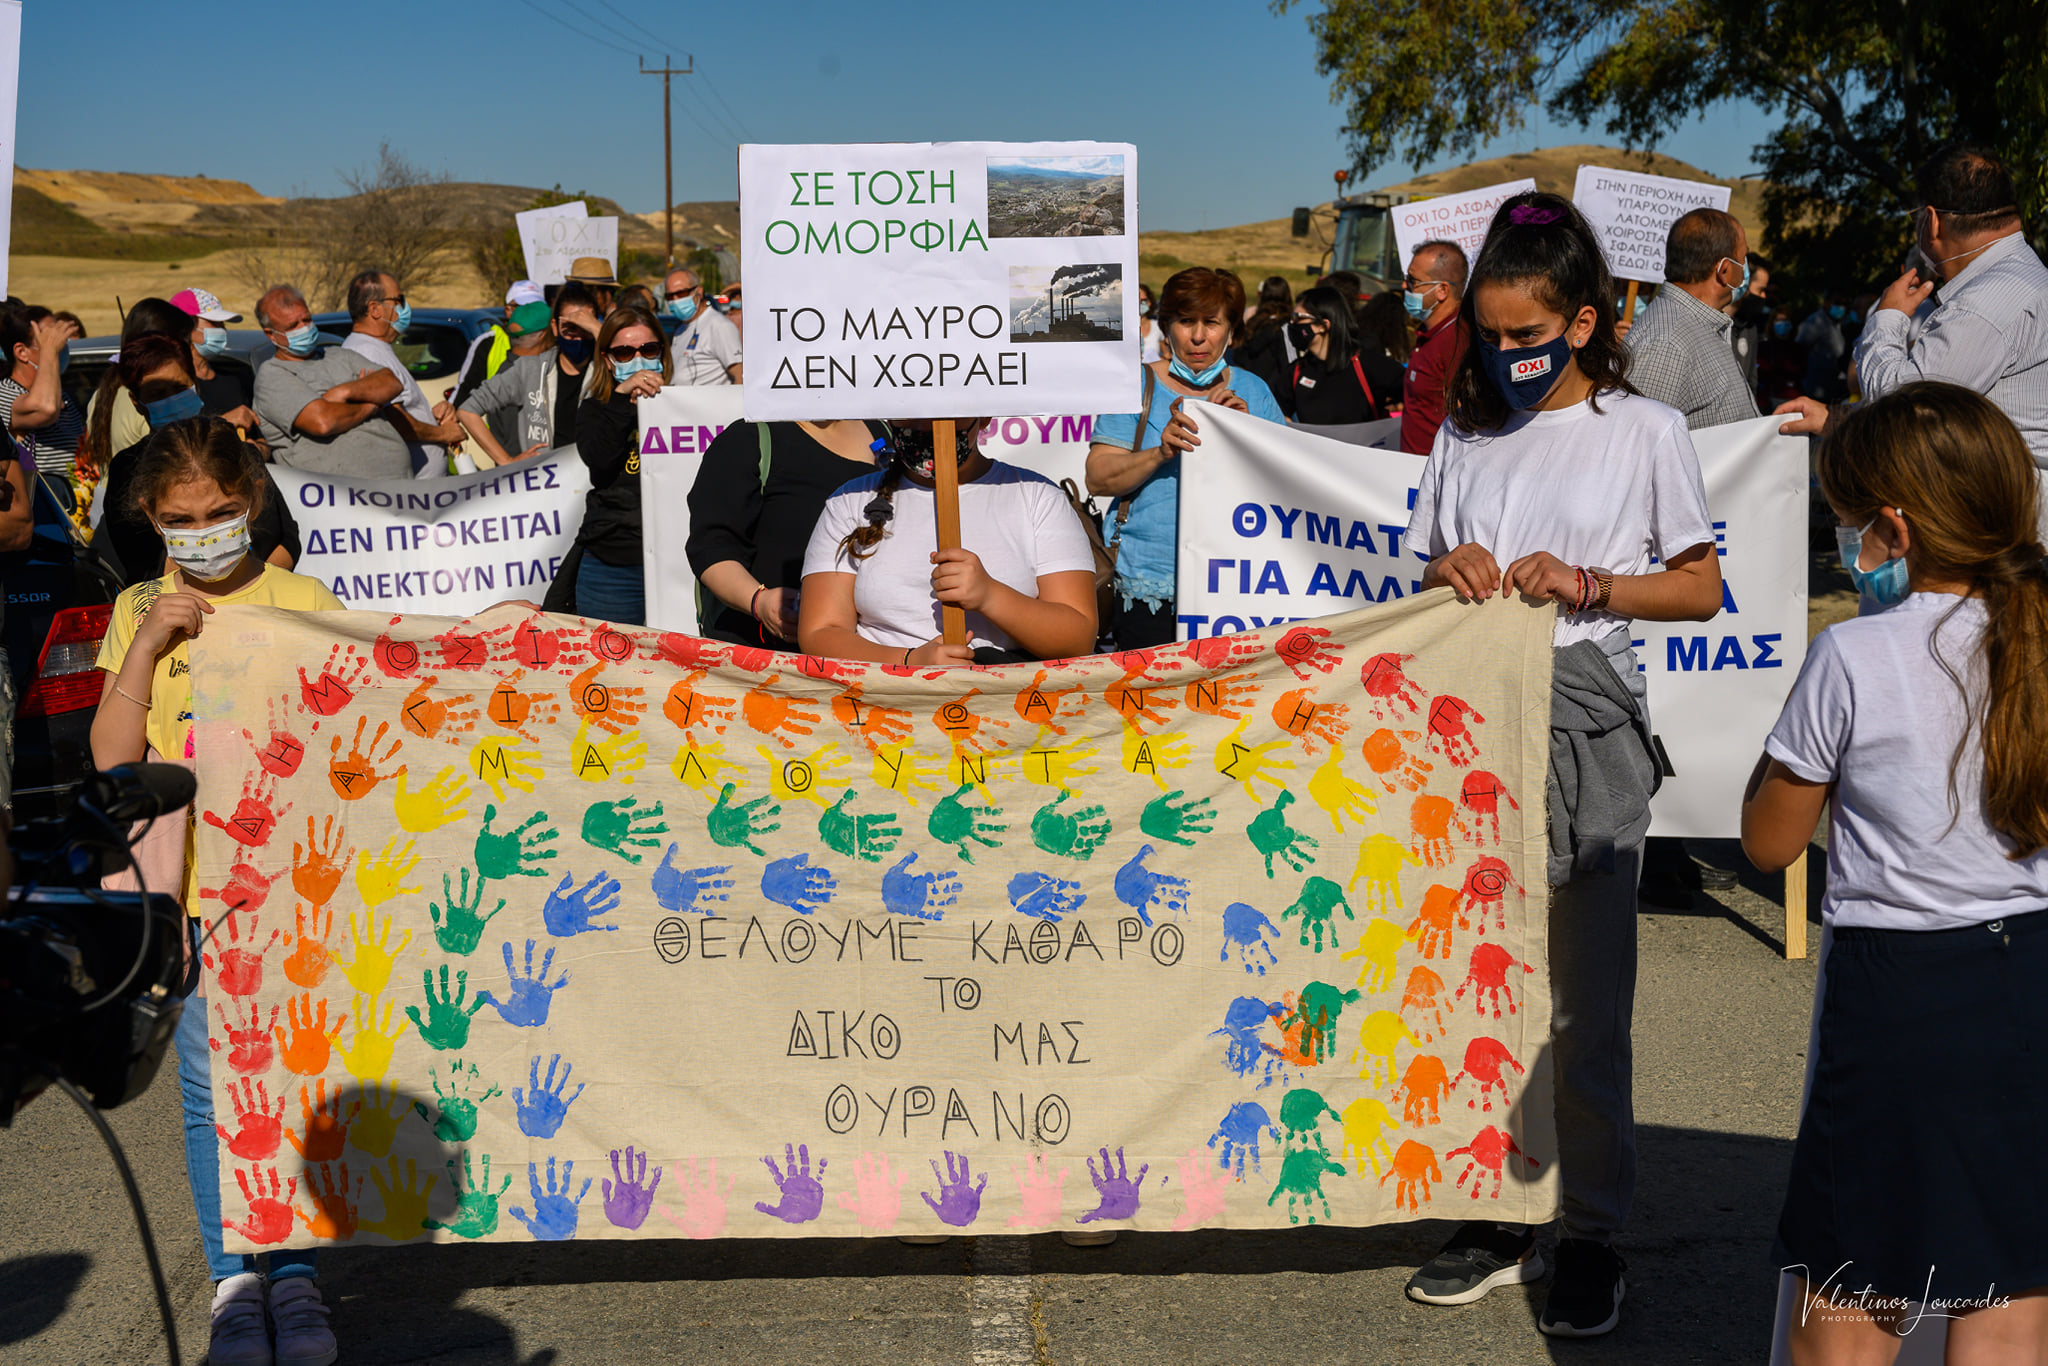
[803,462,1096,652]
[1766,593,2048,930]
[670,308,743,386]
[1406,390,1715,646]
[342,331,443,475]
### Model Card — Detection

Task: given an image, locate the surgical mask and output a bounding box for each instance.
[1835,515,1911,607]
[1286,320,1318,351]
[159,512,251,583]
[198,327,231,358]
[1403,287,1434,321]
[1723,256,1751,303]
[280,323,320,357]
[611,356,663,385]
[392,303,412,333]
[1170,353,1228,387]
[1773,320,1792,337]
[1827,305,1845,321]
[143,386,205,429]
[665,296,699,325]
[558,333,593,366]
[1138,300,1154,319]
[1477,334,1575,410]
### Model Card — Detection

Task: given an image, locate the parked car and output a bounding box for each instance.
[308,307,503,406]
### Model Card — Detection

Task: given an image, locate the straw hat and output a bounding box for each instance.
[565,257,618,286]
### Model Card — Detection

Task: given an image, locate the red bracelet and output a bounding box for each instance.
[749,585,766,621]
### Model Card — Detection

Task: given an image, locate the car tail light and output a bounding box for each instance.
[18,603,114,718]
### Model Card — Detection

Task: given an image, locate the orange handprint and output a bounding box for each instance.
[273,994,347,1076]
[398,676,479,745]
[1405,884,1464,959]
[1379,1140,1441,1212]
[1012,671,1089,736]
[1182,670,1258,722]
[1401,964,1450,1042]
[569,661,648,735]
[282,903,335,989]
[1393,1053,1451,1126]
[833,683,914,751]
[290,816,352,906]
[1360,727,1432,793]
[484,670,563,741]
[932,689,1011,755]
[1271,687,1350,754]
[285,1079,359,1161]
[1103,670,1178,735]
[295,1162,362,1240]
[1409,794,1461,867]
[329,717,403,801]
[663,670,737,741]
[742,673,821,749]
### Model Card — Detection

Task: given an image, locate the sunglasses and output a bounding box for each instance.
[606,340,665,363]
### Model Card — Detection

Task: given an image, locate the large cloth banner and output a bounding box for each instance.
[270,452,589,615]
[1176,405,1807,839]
[189,595,1556,1249]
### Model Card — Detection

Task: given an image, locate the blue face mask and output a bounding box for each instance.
[143,386,206,429]
[1477,334,1574,410]
[1169,353,1228,387]
[1835,516,1911,606]
[665,296,699,325]
[392,303,412,334]
[558,333,593,366]
[1723,256,1751,303]
[1403,286,1435,321]
[1773,319,1792,337]
[612,356,663,385]
[198,327,231,358]
[1827,304,1846,321]
[281,323,320,358]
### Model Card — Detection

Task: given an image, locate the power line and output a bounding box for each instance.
[677,78,744,145]
[699,71,753,142]
[590,0,681,52]
[509,0,639,57]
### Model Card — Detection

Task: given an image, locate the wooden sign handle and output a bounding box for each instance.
[931,418,967,646]
[1622,279,1640,323]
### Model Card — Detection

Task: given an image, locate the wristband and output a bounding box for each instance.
[749,585,766,621]
[903,647,913,667]
[114,684,151,709]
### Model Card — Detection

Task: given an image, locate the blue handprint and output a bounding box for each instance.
[477,939,570,1027]
[1220,902,1282,976]
[602,1145,662,1231]
[1209,1100,1281,1178]
[1211,995,1284,1082]
[514,1053,586,1139]
[542,869,623,936]
[754,1142,828,1224]
[1113,844,1190,926]
[510,1157,590,1241]
[1006,870,1085,923]
[882,853,962,922]
[651,844,734,915]
[761,853,838,914]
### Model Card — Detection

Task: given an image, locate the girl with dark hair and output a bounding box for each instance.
[88,415,346,1366]
[1399,191,1722,1337]
[0,301,86,488]
[566,304,673,624]
[1085,266,1287,648]
[799,419,1096,666]
[1744,383,2048,1363]
[1280,285,1399,424]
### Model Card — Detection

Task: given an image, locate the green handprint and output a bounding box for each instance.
[412,1059,502,1142]
[817,789,902,863]
[1282,875,1356,951]
[1030,789,1114,861]
[580,795,669,863]
[426,1151,512,1238]
[428,868,505,956]
[404,965,486,1052]
[928,784,1007,863]
[475,804,560,879]
[706,783,782,856]
[1140,788,1216,846]
[1247,790,1321,878]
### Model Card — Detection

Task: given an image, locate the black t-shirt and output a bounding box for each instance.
[686,419,885,648]
[551,366,582,450]
[1284,349,1400,424]
[101,434,302,587]
[196,358,255,413]
[573,391,643,567]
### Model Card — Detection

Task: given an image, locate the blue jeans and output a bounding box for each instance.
[574,554,645,626]
[175,968,318,1283]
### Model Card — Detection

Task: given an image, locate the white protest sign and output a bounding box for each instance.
[1176,405,1807,839]
[514,202,585,283]
[975,412,1095,489]
[1390,177,1536,269]
[519,206,618,287]
[638,386,748,634]
[270,450,589,614]
[1572,165,1732,282]
[0,3,20,299]
[740,141,1140,422]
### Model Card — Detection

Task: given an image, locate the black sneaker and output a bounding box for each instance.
[1539,1238,1627,1337]
[1404,1221,1542,1305]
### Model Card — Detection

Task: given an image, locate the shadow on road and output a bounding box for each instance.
[0,1253,92,1346]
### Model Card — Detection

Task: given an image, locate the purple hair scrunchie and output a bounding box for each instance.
[1508,204,1563,226]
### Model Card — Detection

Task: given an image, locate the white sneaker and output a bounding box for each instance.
[208,1273,273,1366]
[1061,1230,1118,1247]
[266,1276,338,1366]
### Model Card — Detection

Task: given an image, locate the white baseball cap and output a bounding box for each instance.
[170,287,242,323]
[506,280,545,306]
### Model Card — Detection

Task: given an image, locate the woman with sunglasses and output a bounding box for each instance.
[1279,285,1399,425]
[567,305,671,625]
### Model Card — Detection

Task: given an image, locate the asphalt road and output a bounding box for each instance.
[0,839,1820,1366]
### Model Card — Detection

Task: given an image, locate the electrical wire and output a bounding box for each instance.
[77,807,162,1014]
[508,0,638,57]
[699,71,753,142]
[54,1076,182,1366]
[589,0,680,53]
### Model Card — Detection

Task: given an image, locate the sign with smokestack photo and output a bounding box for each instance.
[739,141,1140,421]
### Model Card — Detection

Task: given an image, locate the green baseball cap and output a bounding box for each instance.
[507,301,553,338]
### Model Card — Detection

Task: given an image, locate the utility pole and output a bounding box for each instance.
[639,53,694,268]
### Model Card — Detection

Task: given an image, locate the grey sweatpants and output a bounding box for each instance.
[1548,843,1641,1242]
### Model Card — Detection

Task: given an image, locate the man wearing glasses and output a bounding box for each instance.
[1398,240,1471,455]
[662,265,743,386]
[341,268,465,475]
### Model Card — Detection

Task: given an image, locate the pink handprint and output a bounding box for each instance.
[1006,1154,1068,1228]
[1458,770,1519,844]
[1426,695,1486,766]
[657,1157,735,1239]
[1172,1148,1230,1231]
[1359,652,1426,717]
[835,1152,909,1232]
[1457,942,1535,1018]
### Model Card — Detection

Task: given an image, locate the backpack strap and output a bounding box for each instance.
[755,420,773,490]
[1105,365,1159,541]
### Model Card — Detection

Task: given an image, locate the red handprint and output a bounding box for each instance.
[228,1166,297,1244]
[1013,671,1089,735]
[653,633,730,671]
[1405,884,1463,959]
[587,623,638,664]
[296,1162,362,1241]
[729,644,779,673]
[216,1079,286,1160]
[290,816,352,906]
[1359,653,1427,718]
[297,644,371,716]
[399,676,480,745]
[1107,646,1179,682]
[211,1002,278,1075]
[835,683,914,750]
[1271,687,1350,753]
[1409,794,1462,866]
[569,661,648,735]
[1458,770,1520,844]
[201,908,278,998]
[485,670,564,741]
[329,717,402,800]
[246,693,310,778]
[286,1079,359,1161]
[1180,634,1264,671]
[795,653,863,684]
[1393,1053,1451,1126]
[1275,625,1341,680]
[1182,670,1258,722]
[1401,965,1449,1042]
[433,624,490,672]
[1456,942,1534,1019]
[1426,695,1486,766]
[1379,1139,1441,1212]
[1454,1037,1526,1112]
[742,674,821,749]
[1359,728,1432,793]
[200,856,283,917]
[1446,1126,1538,1200]
[1460,857,1524,933]
[933,689,1012,753]
[273,994,346,1076]
[507,616,585,671]
[372,622,421,679]
[201,772,288,848]
[282,902,335,989]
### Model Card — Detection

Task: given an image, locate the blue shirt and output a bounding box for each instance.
[1092,368,1285,607]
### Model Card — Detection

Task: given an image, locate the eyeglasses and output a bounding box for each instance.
[606,340,665,362]
[1403,278,1445,293]
[375,293,407,308]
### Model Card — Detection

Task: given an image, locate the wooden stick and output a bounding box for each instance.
[1784,849,1808,960]
[931,418,967,646]
[1623,278,1640,324]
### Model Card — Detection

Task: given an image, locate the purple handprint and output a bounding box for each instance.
[514,1053,585,1139]
[1113,844,1190,927]
[920,1151,988,1227]
[510,1157,590,1241]
[1007,870,1085,923]
[761,853,837,915]
[1209,1101,1281,1178]
[1076,1146,1149,1224]
[542,869,623,936]
[477,939,569,1027]
[882,853,962,922]
[754,1142,828,1224]
[602,1146,662,1230]
[652,845,734,915]
[1221,901,1282,975]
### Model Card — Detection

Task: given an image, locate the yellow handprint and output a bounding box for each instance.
[1018,738,1100,792]
[1120,728,1193,791]
[871,745,946,805]
[347,1082,410,1158]
[338,995,410,1083]
[392,765,472,834]
[1308,744,1379,834]
[1341,917,1407,992]
[1349,833,1419,912]
[1212,716,1295,804]
[337,907,413,994]
[757,741,852,807]
[670,739,745,796]
[946,747,1016,803]
[361,1157,437,1243]
[573,724,647,784]
[354,839,424,912]
[469,734,544,801]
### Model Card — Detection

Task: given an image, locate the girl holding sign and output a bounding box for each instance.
[1402,191,1722,1338]
[1744,384,2048,1363]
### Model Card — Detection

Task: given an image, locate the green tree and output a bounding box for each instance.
[1276,0,2048,294]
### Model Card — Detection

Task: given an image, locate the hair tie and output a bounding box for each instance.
[862,495,894,526]
[1508,205,1563,226]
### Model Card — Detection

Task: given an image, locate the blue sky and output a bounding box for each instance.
[20,0,1778,232]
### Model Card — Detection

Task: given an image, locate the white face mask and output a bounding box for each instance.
[158,512,252,582]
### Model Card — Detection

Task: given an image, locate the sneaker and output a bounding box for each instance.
[896,1235,952,1245]
[1539,1238,1627,1337]
[266,1276,338,1366]
[208,1273,272,1366]
[1404,1221,1542,1305]
[1061,1229,1118,1247]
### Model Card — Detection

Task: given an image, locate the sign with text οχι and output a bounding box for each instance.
[268,451,588,614]
[518,207,617,289]
[739,142,1141,422]
[1571,166,1732,283]
[190,597,1557,1248]
[1390,179,1536,273]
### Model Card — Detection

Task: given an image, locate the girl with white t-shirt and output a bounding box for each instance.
[1743,382,2048,1364]
[799,418,1097,666]
[1400,192,1723,1338]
